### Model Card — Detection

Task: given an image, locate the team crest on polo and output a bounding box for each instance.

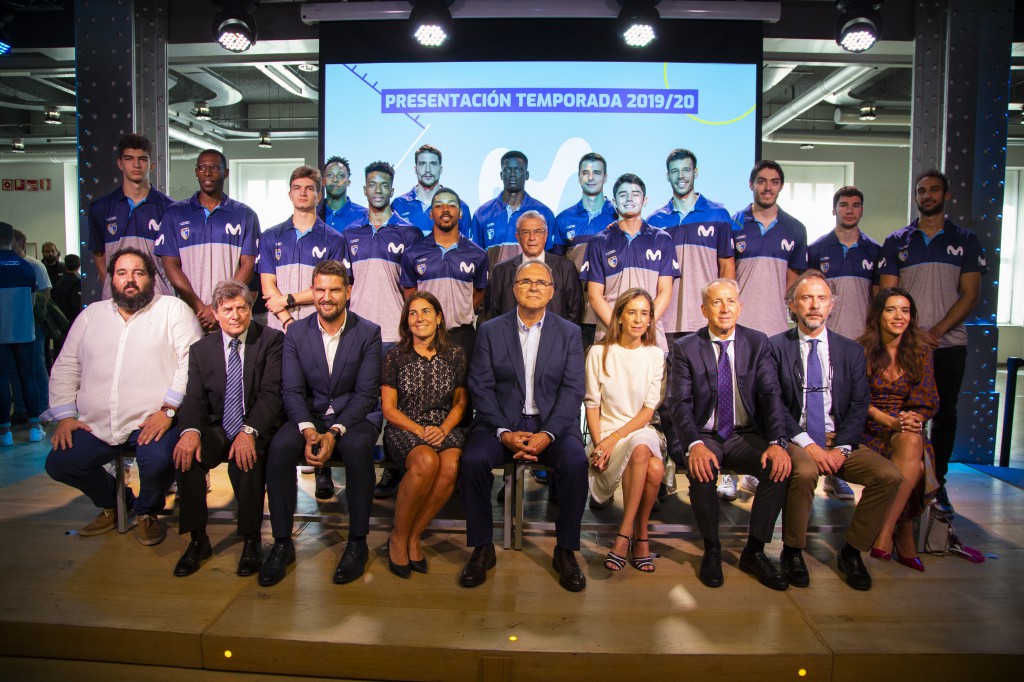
[735,241,746,253]
[898,249,909,262]
[416,261,427,275]
[567,230,576,240]
[820,261,830,273]
[350,243,358,256]
[487,228,495,240]
[607,255,617,268]
[274,244,282,261]
[107,222,117,235]
[180,226,190,240]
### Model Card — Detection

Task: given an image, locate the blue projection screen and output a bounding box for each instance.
[322,60,757,217]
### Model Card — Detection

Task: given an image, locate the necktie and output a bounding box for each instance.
[805,338,826,447]
[715,340,734,440]
[224,337,244,438]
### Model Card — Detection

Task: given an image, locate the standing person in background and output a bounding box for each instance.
[318,156,368,233]
[392,145,472,237]
[0,222,43,446]
[8,229,51,418]
[40,242,66,292]
[52,254,82,359]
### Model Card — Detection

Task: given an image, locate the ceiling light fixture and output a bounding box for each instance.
[859,103,878,121]
[800,144,815,150]
[297,63,318,73]
[257,131,272,149]
[835,1,883,53]
[409,0,453,48]
[0,13,12,56]
[193,101,212,121]
[43,106,61,125]
[213,1,259,53]
[617,0,660,48]
[11,138,25,153]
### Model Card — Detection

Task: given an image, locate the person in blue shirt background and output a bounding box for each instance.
[317,155,368,233]
[392,145,472,237]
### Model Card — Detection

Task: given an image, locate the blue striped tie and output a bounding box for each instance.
[806,338,826,447]
[224,338,244,438]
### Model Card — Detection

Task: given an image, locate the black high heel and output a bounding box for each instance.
[386,536,411,579]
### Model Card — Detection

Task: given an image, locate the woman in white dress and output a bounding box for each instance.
[586,288,667,572]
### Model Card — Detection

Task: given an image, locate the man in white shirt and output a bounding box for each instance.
[44,248,203,546]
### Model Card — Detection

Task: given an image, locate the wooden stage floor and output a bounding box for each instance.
[0,457,1022,681]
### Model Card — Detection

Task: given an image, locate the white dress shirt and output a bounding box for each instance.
[518,312,545,416]
[45,294,203,446]
[687,329,750,454]
[297,312,346,434]
[792,328,842,449]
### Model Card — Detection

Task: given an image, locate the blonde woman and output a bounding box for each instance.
[586,288,666,572]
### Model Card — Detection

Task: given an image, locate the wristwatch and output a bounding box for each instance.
[241,425,259,438]
[162,407,177,419]
[286,293,296,309]
[837,446,853,459]
[769,437,789,450]
[329,424,346,439]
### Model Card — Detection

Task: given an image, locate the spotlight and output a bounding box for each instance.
[257,131,272,149]
[193,101,212,121]
[297,63,318,73]
[617,0,660,48]
[409,0,453,48]
[0,13,12,56]
[11,138,25,153]
[213,1,258,53]
[835,1,883,53]
[43,106,61,125]
[859,103,877,121]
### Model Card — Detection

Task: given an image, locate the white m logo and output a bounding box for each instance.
[225,223,241,236]
[697,225,714,237]
[878,257,886,268]
[148,219,160,232]
[312,246,327,259]
[862,260,874,270]
[646,249,662,261]
[580,262,590,272]
[780,239,795,251]
[947,245,964,257]
[387,243,405,254]
[155,234,165,246]
[459,262,476,274]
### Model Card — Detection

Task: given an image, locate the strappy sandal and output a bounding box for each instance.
[630,538,657,572]
[605,533,632,571]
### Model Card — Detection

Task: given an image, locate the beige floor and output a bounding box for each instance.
[0,463,1021,682]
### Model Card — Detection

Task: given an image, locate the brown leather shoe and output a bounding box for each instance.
[134,514,166,546]
[79,508,116,536]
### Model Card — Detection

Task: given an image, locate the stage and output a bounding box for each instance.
[0,438,1021,681]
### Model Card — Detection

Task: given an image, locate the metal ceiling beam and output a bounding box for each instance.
[762,65,881,136]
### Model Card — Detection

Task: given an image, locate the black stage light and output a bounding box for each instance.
[213,1,259,53]
[617,0,660,48]
[409,0,453,48]
[0,14,12,56]
[836,1,883,54]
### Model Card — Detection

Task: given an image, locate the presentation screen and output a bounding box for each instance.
[321,59,758,218]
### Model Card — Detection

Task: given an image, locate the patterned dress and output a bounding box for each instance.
[381,345,467,466]
[861,348,940,518]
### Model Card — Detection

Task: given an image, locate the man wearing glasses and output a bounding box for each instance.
[156,149,259,333]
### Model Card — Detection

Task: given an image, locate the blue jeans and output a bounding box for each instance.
[8,324,48,415]
[0,341,40,423]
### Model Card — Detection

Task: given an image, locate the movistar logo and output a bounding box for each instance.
[947,245,963,256]
[387,243,405,254]
[459,262,476,273]
[646,249,662,261]
[312,246,327,258]
[780,239,795,251]
[697,225,714,237]
[225,223,241,236]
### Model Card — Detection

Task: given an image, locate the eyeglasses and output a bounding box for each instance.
[195,164,224,174]
[514,278,553,289]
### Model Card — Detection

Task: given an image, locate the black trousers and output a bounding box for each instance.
[931,345,967,486]
[176,426,267,537]
[266,419,378,540]
[686,430,787,544]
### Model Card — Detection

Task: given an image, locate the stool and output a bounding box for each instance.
[513,461,554,550]
[114,452,132,533]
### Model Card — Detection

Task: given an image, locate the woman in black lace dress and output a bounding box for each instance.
[381,292,467,577]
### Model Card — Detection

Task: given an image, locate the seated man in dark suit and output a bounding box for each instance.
[260,260,382,587]
[172,279,284,577]
[667,278,793,590]
[770,270,900,591]
[459,261,589,591]
[484,211,581,324]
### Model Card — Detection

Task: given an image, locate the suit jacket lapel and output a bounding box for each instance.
[698,329,718,389]
[242,323,261,407]
[305,316,331,383]
[501,313,527,394]
[329,311,360,391]
[535,315,556,396]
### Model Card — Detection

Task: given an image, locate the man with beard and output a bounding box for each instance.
[318,155,368,233]
[40,242,66,287]
[260,260,382,587]
[44,248,202,545]
[769,271,900,591]
[878,169,987,516]
[156,149,259,333]
[400,187,488,359]
[392,145,472,237]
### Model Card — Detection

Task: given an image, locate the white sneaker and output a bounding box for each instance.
[299,466,315,474]
[739,474,759,494]
[824,475,855,500]
[716,474,737,501]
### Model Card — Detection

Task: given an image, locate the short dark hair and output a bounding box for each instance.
[432,186,462,208]
[578,152,606,172]
[832,185,865,210]
[915,168,949,193]
[312,259,350,287]
[749,159,785,185]
[0,221,13,246]
[12,229,26,249]
[613,173,646,198]
[290,165,322,194]
[415,144,442,165]
[64,254,81,271]
[666,148,698,170]
[118,133,152,156]
[364,160,395,182]
[197,148,228,170]
[324,156,351,175]
[501,150,528,167]
[107,246,157,280]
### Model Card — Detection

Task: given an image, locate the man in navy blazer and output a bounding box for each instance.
[667,278,793,590]
[770,270,899,591]
[172,280,283,578]
[260,260,382,587]
[460,261,589,592]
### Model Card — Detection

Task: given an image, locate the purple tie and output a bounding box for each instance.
[806,338,827,447]
[716,340,734,440]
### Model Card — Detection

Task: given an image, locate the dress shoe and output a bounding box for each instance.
[258,541,296,587]
[869,547,892,561]
[459,543,496,588]
[739,550,789,591]
[333,538,369,584]
[698,547,724,588]
[895,555,925,572]
[236,536,264,576]
[837,551,872,590]
[174,536,213,577]
[134,514,166,546]
[552,546,586,592]
[314,467,335,501]
[780,550,810,588]
[933,486,955,516]
[79,507,117,536]
[410,557,428,574]
[373,468,402,499]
